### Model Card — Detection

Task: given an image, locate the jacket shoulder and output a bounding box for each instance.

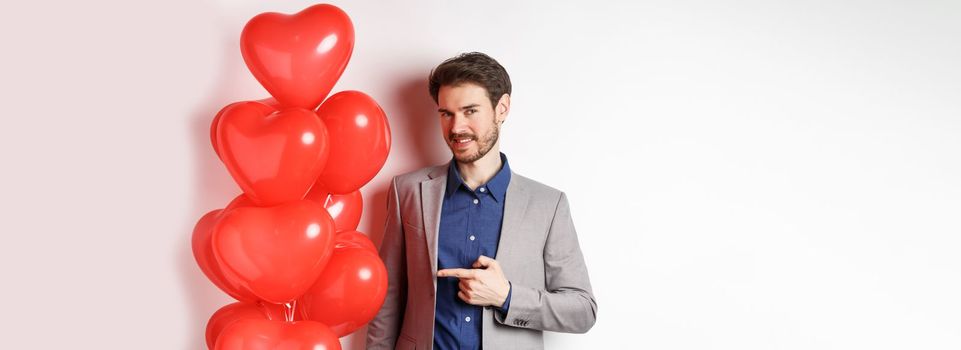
[511,172,564,200]
[391,164,445,190]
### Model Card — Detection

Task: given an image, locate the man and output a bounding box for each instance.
[366,52,596,350]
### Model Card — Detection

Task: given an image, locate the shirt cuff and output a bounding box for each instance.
[498,281,512,314]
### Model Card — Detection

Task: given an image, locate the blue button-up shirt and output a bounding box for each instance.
[434,152,513,350]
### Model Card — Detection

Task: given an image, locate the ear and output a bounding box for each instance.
[495,93,510,124]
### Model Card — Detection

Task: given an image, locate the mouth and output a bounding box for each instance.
[450,136,475,149]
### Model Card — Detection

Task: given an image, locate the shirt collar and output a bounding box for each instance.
[446,152,512,202]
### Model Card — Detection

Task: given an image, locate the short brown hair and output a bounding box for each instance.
[428,52,512,109]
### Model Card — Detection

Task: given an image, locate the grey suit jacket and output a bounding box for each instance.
[366,163,597,350]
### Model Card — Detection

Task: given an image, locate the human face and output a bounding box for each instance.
[437,83,507,164]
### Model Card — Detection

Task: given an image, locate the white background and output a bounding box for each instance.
[1,0,959,349]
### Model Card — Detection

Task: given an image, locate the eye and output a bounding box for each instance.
[440,112,452,118]
[465,109,477,116]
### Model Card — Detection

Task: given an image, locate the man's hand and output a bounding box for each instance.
[437,255,510,307]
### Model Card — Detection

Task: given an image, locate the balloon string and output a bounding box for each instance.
[256,300,272,321]
[284,300,297,322]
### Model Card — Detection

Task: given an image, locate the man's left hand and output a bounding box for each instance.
[437,255,510,307]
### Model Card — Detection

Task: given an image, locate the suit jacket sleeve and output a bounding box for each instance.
[494,192,598,333]
[365,178,407,349]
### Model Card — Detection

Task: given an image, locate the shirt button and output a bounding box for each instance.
[479,187,486,193]
[472,199,479,205]
[465,316,471,322]
[469,235,475,241]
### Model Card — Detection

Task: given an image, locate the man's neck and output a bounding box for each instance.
[455,145,502,190]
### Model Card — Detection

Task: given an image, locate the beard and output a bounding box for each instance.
[450,121,500,164]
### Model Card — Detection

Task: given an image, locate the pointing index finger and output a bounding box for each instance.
[437,268,475,279]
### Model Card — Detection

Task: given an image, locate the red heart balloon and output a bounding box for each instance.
[241,4,354,110]
[217,103,330,206]
[191,209,258,302]
[304,184,363,232]
[206,302,288,350]
[314,90,391,194]
[215,319,341,350]
[210,100,276,159]
[333,230,377,253]
[254,97,282,109]
[226,186,362,233]
[223,194,255,211]
[299,245,387,337]
[212,200,336,303]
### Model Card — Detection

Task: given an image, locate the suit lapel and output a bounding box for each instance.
[421,164,448,288]
[495,172,530,262]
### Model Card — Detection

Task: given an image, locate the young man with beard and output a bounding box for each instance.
[366,52,596,350]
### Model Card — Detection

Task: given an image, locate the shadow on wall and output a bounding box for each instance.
[178,47,447,349]
[363,74,450,248]
[393,75,452,175]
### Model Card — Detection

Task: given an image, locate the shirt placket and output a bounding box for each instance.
[460,188,477,347]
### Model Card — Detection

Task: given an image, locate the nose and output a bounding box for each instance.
[450,113,470,133]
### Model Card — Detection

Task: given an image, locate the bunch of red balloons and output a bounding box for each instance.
[191,4,390,350]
